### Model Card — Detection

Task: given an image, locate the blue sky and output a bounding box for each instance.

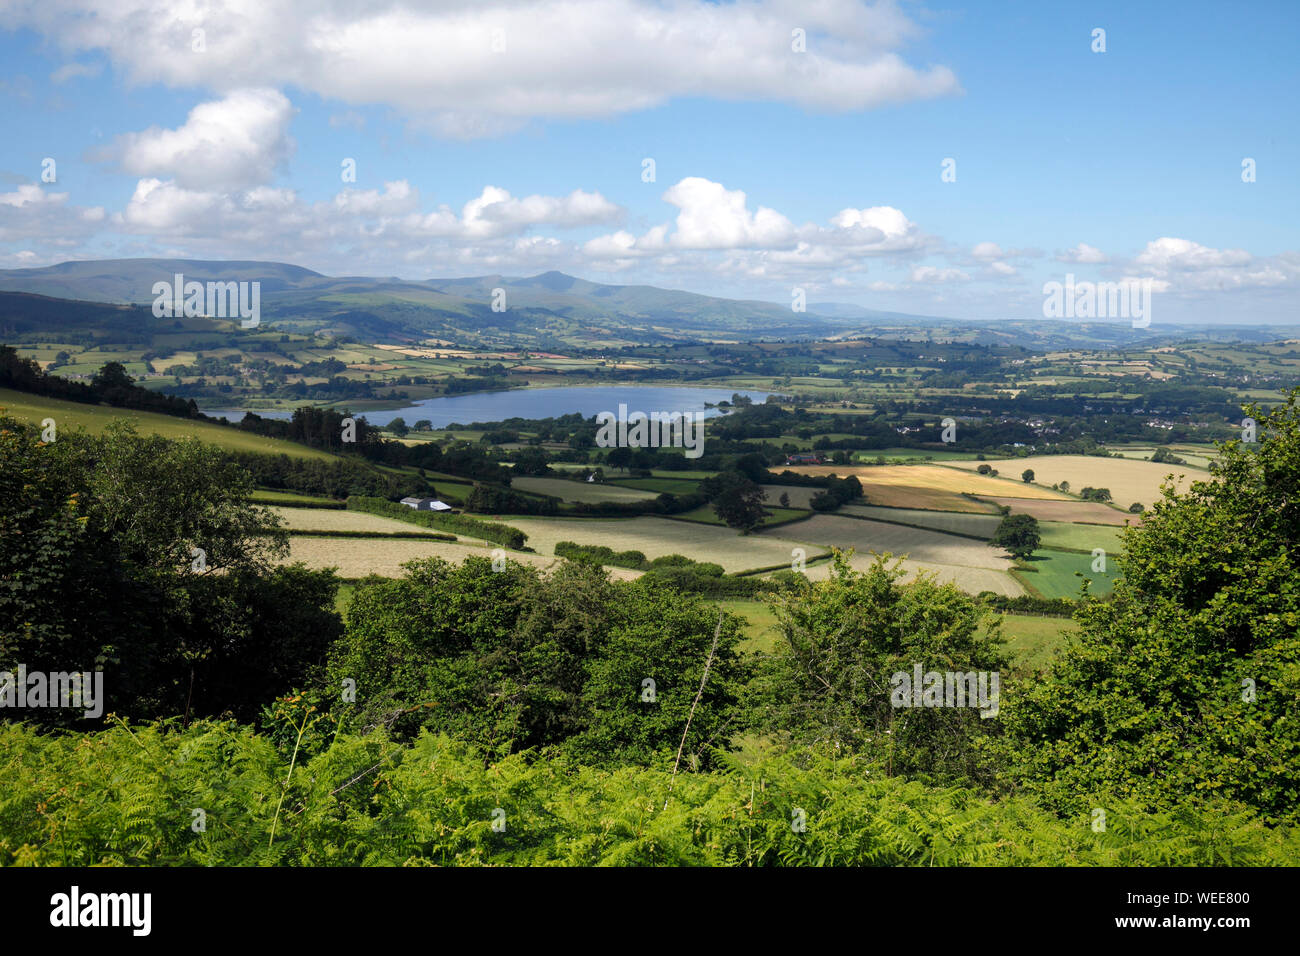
[1,0,1296,323]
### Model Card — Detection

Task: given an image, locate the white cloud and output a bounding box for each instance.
[50,61,101,83]
[110,89,295,191]
[1135,237,1252,271]
[910,265,968,283]
[4,0,960,138]
[970,241,1004,260]
[1057,242,1108,264]
[1123,238,1298,293]
[0,183,105,244]
[662,177,795,250]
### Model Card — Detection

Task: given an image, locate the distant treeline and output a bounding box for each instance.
[233,407,514,483]
[231,451,425,500]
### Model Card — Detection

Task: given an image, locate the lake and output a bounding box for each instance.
[204,385,775,428]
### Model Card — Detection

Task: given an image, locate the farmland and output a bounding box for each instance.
[267,505,454,535]
[286,535,563,579]
[510,476,659,503]
[1012,548,1120,599]
[977,497,1132,524]
[949,454,1205,507]
[782,464,1064,510]
[500,516,823,573]
[840,505,1003,538]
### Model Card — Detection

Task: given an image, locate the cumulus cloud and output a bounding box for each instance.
[583,178,927,283]
[0,183,105,244]
[1135,237,1252,271]
[970,241,1004,260]
[3,0,960,137]
[109,89,295,191]
[910,265,968,283]
[1057,242,1108,264]
[1122,238,1298,293]
[661,178,795,250]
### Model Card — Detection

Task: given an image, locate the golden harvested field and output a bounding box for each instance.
[758,513,1023,596]
[282,535,648,580]
[792,552,1024,597]
[759,514,1014,572]
[982,497,1134,525]
[503,516,822,573]
[511,476,659,503]
[950,454,1203,506]
[782,464,1066,511]
[268,506,441,534]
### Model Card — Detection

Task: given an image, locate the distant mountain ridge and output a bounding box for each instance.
[0,258,1295,350]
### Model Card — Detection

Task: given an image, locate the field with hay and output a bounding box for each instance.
[285,535,560,579]
[950,454,1204,506]
[793,551,1025,597]
[759,514,1015,572]
[268,506,452,535]
[503,516,822,573]
[978,497,1132,525]
[781,463,1064,511]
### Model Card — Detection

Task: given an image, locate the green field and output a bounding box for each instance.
[512,476,659,503]
[993,613,1078,669]
[249,489,343,505]
[1012,548,1119,599]
[1035,520,1126,553]
[608,476,702,495]
[673,505,809,527]
[719,598,782,655]
[842,505,1002,538]
[0,387,337,461]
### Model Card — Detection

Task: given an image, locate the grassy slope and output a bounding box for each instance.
[0,387,336,461]
[1012,549,1119,599]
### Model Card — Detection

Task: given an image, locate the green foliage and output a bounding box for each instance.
[347,495,527,548]
[700,470,769,532]
[759,553,1010,786]
[0,416,340,725]
[325,558,749,766]
[3,721,1294,866]
[554,541,648,570]
[990,513,1041,560]
[1001,389,1300,824]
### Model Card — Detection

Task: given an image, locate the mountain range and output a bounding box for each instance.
[0,259,1294,351]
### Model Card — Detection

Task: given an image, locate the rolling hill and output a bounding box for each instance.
[2,258,1296,351]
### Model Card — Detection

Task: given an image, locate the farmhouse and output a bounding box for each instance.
[400,497,452,511]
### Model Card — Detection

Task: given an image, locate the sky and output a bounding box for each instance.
[0,0,1297,323]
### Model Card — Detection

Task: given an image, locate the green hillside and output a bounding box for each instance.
[0,387,336,460]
